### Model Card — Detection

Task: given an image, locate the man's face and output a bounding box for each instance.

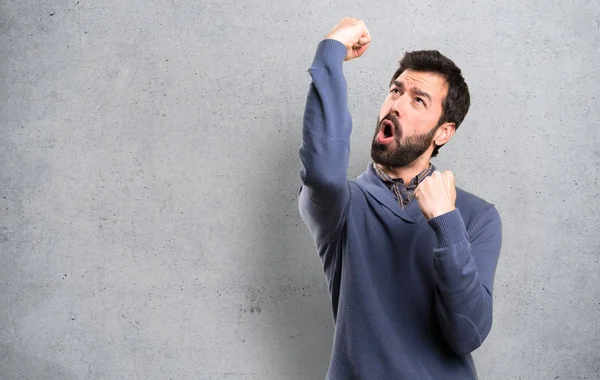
[371,69,449,168]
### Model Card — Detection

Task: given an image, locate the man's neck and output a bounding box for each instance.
[376,155,431,184]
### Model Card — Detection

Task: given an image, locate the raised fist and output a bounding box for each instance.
[414,170,457,220]
[326,17,372,61]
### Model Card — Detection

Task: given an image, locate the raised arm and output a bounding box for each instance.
[298,18,371,243]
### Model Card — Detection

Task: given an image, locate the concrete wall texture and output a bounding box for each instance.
[1,0,598,379]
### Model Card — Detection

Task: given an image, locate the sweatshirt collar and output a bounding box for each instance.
[355,163,436,223]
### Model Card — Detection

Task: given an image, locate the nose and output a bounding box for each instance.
[389,93,408,118]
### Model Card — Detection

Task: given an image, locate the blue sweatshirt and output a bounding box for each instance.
[298,40,503,380]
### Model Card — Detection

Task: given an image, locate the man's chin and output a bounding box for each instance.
[371,139,394,151]
[370,146,390,166]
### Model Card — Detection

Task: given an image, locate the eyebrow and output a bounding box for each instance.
[392,80,432,104]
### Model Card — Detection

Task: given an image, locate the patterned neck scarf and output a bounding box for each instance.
[372,162,435,208]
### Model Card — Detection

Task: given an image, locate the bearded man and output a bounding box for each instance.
[298,17,503,380]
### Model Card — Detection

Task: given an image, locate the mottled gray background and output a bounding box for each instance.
[1,0,598,379]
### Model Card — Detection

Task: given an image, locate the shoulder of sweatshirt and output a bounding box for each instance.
[455,186,501,230]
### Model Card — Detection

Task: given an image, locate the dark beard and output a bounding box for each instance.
[370,113,438,168]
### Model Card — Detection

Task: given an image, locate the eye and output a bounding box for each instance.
[390,88,399,94]
[415,97,425,105]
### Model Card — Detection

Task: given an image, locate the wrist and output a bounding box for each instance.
[424,206,456,221]
[325,33,349,47]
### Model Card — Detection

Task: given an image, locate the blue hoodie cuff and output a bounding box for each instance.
[311,39,347,69]
[427,209,468,247]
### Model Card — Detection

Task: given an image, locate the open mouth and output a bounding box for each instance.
[377,119,395,145]
[383,120,393,138]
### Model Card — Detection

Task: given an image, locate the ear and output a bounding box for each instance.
[434,122,456,146]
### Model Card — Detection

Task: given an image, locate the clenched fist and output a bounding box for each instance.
[326,17,372,61]
[414,170,457,220]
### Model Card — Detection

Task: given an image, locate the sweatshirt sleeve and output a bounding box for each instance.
[297,39,352,244]
[428,206,503,356]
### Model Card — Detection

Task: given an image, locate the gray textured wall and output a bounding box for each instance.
[1,0,599,379]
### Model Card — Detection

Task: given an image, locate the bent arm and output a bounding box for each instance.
[429,207,503,355]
